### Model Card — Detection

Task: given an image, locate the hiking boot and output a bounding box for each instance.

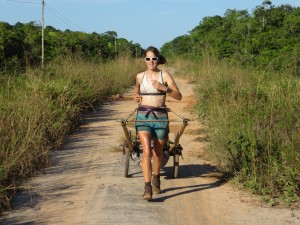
[143,183,152,200]
[152,174,161,194]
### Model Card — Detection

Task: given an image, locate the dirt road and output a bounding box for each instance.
[1,71,300,225]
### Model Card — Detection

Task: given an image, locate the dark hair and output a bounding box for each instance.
[144,46,167,65]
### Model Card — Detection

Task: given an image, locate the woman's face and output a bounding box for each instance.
[145,51,159,70]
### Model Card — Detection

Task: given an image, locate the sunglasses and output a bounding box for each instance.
[145,57,158,62]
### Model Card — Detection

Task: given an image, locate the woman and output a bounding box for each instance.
[134,46,182,200]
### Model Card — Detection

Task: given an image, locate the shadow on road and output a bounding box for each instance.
[162,163,220,179]
[147,163,226,202]
[150,179,223,202]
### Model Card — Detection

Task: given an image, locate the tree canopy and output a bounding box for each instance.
[0,22,143,73]
[161,1,300,74]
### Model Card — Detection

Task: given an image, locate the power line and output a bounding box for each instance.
[4,0,85,32]
[45,2,85,31]
[5,0,40,4]
[4,0,86,68]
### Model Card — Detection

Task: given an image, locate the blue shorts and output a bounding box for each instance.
[135,106,169,140]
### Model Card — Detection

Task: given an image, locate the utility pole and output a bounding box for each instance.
[41,0,45,68]
[114,36,117,54]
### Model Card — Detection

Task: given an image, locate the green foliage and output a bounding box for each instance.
[161,1,300,75]
[0,21,144,74]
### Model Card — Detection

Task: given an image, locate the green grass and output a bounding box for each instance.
[172,55,300,206]
[0,55,145,212]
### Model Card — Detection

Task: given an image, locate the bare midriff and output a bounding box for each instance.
[140,95,166,108]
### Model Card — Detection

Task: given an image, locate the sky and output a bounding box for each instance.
[0,0,299,49]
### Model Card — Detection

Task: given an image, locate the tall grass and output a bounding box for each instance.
[173,55,300,206]
[0,55,144,212]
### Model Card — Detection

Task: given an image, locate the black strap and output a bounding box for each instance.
[138,106,167,119]
[140,92,166,96]
[138,106,167,112]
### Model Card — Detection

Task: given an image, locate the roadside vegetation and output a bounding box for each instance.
[162,1,300,206]
[0,55,144,212]
[172,54,300,206]
[0,16,145,212]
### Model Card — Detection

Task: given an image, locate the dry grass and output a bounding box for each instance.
[0,55,145,212]
[169,54,300,206]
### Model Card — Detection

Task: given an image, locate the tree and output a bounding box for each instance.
[0,22,25,71]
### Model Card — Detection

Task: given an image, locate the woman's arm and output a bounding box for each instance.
[163,72,182,100]
[151,71,182,100]
[166,86,182,100]
[134,74,142,103]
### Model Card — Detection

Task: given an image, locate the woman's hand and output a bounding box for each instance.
[151,80,166,92]
[134,94,142,104]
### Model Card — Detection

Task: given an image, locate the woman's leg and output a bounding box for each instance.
[152,139,165,194]
[138,131,152,181]
[152,139,164,174]
[138,131,153,199]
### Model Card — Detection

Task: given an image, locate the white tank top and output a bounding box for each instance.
[140,71,165,95]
